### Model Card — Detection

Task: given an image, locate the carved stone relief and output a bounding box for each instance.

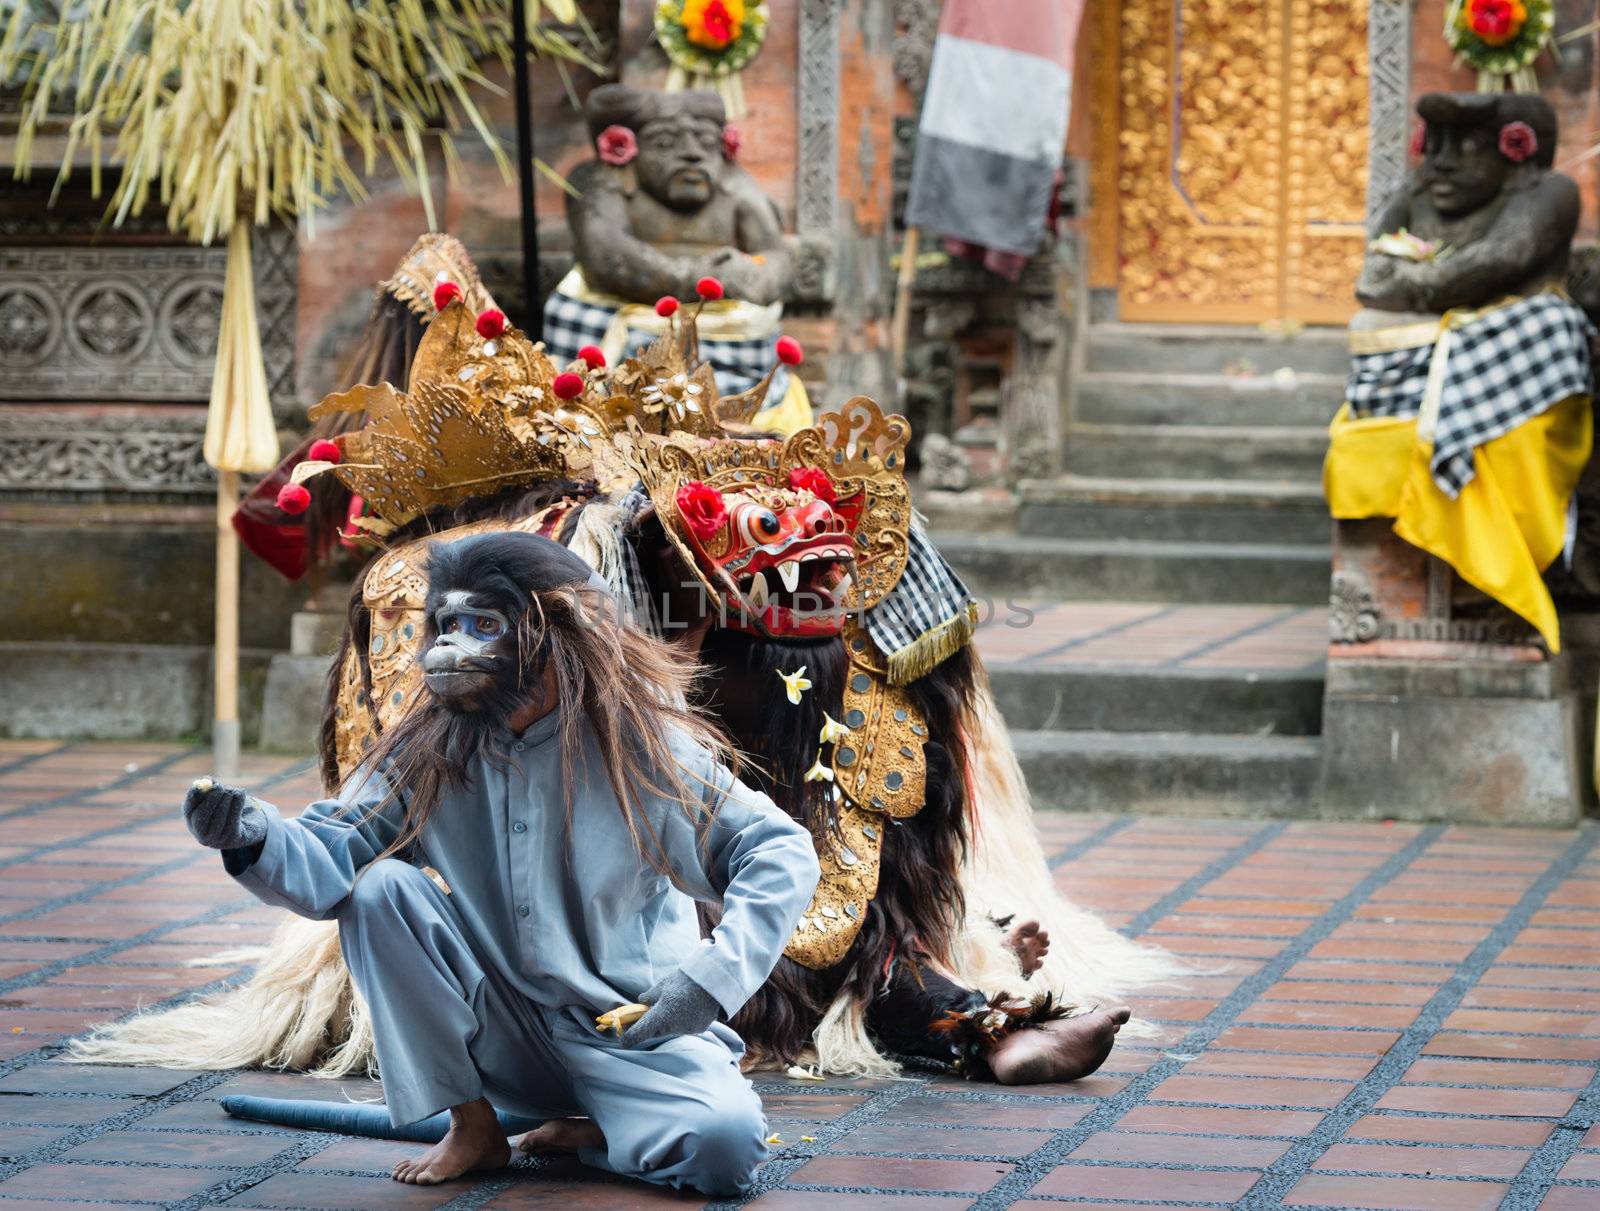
[0,219,298,496]
[0,406,211,497]
[1329,569,1381,643]
[1366,0,1414,221]
[795,0,841,303]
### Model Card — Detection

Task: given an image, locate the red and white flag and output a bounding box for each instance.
[905,0,1084,257]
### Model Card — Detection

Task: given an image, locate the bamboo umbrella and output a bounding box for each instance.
[0,0,591,774]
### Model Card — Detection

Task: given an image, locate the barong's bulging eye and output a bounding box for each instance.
[734,504,782,546]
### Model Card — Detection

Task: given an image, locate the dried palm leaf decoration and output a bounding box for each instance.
[0,0,592,769]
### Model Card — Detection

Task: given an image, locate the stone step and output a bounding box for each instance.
[0,642,273,743]
[938,533,1330,605]
[987,663,1323,736]
[1086,322,1351,376]
[1017,475,1330,545]
[1063,423,1329,482]
[1076,370,1343,428]
[1012,729,1323,816]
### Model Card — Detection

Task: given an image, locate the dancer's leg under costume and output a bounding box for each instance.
[341,860,765,1196]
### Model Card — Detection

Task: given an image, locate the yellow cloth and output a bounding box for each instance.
[750,371,812,436]
[1324,396,1592,652]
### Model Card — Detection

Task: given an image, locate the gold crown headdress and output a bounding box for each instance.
[291,302,566,532]
[380,233,496,320]
[293,270,912,602]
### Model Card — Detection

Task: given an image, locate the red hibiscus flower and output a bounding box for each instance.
[597,124,638,167]
[788,467,835,504]
[1469,0,1515,41]
[676,481,728,541]
[702,0,735,44]
[721,124,742,161]
[1409,125,1426,159]
[1498,121,1538,164]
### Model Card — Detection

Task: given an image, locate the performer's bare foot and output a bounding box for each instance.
[512,1117,606,1155]
[392,1098,510,1185]
[986,1006,1131,1085]
[1006,919,1050,976]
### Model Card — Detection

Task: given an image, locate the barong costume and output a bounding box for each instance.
[224,718,819,1195]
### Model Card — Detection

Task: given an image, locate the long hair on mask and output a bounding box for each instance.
[355,531,739,877]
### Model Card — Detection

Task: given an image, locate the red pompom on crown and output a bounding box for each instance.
[696,276,724,301]
[307,439,342,465]
[432,280,463,311]
[553,371,585,400]
[655,296,679,317]
[577,345,607,369]
[475,308,507,340]
[276,483,312,516]
[775,335,804,366]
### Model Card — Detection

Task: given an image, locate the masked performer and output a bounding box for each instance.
[179,531,818,1193]
[76,275,1178,1091]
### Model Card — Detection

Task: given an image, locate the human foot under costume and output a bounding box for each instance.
[184,532,818,1193]
[75,248,1181,1093]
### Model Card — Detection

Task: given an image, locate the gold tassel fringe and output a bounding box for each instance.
[885,601,980,686]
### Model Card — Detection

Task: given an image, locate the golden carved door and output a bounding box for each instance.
[1101,0,1369,325]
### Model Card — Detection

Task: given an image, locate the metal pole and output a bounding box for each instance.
[511,0,542,342]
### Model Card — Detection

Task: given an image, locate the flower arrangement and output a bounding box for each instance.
[1445,0,1553,90]
[654,0,769,117]
[1369,230,1443,263]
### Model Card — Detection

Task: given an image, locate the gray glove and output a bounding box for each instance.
[620,970,721,1050]
[182,777,267,851]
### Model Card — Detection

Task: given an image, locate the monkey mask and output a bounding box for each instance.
[420,531,609,710]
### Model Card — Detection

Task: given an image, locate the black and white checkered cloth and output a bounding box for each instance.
[1347,293,1595,498]
[865,521,976,674]
[543,289,788,405]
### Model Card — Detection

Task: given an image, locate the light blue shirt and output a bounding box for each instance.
[232,707,819,1024]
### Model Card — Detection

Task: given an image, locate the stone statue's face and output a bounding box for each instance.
[634,113,725,211]
[1422,125,1511,217]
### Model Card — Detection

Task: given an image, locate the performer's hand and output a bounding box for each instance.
[182,777,267,851]
[620,971,719,1049]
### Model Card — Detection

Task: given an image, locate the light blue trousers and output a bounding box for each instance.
[337,860,768,1196]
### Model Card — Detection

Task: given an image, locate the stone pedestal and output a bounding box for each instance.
[1321,654,1587,826]
[1322,519,1594,825]
[258,599,348,754]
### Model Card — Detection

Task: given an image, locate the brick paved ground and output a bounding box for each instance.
[1,740,1598,1209]
[972,603,1328,672]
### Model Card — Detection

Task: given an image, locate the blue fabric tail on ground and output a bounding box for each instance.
[219,1095,545,1142]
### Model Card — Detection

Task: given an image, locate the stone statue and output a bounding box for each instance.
[1326,88,1593,655]
[1321,94,1597,825]
[544,83,806,426]
[565,83,792,305]
[1357,92,1577,317]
